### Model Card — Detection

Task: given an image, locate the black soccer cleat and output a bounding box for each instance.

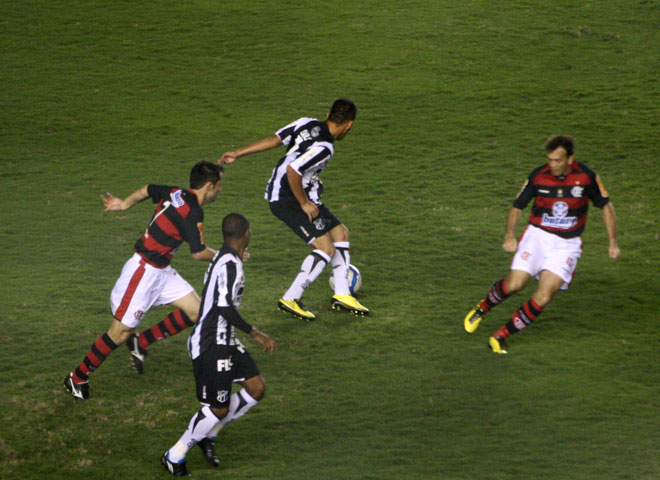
[197,438,220,467]
[63,373,89,400]
[126,333,147,374]
[161,452,190,476]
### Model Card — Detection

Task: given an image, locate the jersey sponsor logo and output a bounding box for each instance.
[542,201,577,229]
[571,186,584,198]
[552,202,569,217]
[170,189,185,208]
[217,358,233,372]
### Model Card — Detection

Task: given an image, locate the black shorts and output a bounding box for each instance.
[192,344,261,408]
[269,200,342,244]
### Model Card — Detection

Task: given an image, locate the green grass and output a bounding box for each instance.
[1,1,659,479]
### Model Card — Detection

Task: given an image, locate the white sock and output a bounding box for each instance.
[204,390,259,439]
[331,242,351,295]
[221,389,259,426]
[283,249,330,300]
[168,405,221,462]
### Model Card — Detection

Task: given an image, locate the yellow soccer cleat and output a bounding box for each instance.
[278,298,316,321]
[464,302,487,334]
[488,336,508,354]
[331,294,370,316]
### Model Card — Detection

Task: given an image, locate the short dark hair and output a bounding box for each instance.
[190,161,223,189]
[545,135,574,157]
[222,213,250,241]
[328,98,357,124]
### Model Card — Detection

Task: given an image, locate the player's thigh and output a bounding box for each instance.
[533,270,566,306]
[156,267,200,313]
[505,269,532,293]
[328,223,349,242]
[168,290,201,322]
[238,374,266,400]
[110,254,164,328]
[510,226,545,279]
[193,346,236,409]
[540,237,582,291]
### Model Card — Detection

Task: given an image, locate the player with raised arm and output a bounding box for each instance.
[64,161,223,399]
[463,135,620,353]
[219,98,369,320]
[161,213,277,476]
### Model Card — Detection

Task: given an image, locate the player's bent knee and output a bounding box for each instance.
[244,377,266,400]
[211,406,229,420]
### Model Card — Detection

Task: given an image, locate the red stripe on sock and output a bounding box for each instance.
[494,325,510,339]
[87,351,102,367]
[138,333,150,350]
[114,260,147,321]
[94,337,114,356]
[172,310,188,330]
[163,315,178,335]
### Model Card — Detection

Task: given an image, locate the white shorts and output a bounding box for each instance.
[511,225,583,290]
[110,253,195,328]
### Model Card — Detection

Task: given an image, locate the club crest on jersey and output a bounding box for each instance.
[170,190,185,208]
[311,126,321,138]
[313,218,326,230]
[571,186,584,198]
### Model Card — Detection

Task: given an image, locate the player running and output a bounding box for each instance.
[161,213,276,476]
[64,161,222,399]
[219,98,369,320]
[463,135,620,353]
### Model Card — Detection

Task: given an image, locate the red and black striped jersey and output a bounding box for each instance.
[134,185,206,267]
[513,162,610,239]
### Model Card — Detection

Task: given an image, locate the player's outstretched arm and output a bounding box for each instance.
[502,207,522,252]
[602,202,620,259]
[219,135,283,165]
[192,247,217,262]
[250,328,277,353]
[101,185,149,211]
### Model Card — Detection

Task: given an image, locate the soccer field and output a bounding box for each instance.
[1,1,659,479]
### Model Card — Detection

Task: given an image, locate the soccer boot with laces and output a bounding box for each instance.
[63,372,89,400]
[278,298,316,320]
[488,336,508,354]
[197,438,220,467]
[161,452,191,476]
[126,333,147,374]
[464,302,487,333]
[331,294,370,316]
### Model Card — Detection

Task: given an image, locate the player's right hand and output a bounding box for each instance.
[502,237,518,253]
[101,192,125,211]
[301,202,319,222]
[219,152,237,165]
[254,332,277,353]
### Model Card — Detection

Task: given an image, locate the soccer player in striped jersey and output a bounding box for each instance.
[463,135,620,353]
[64,161,223,399]
[162,213,276,476]
[219,98,369,320]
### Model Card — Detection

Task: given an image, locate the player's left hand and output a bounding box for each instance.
[101,192,124,211]
[608,245,621,260]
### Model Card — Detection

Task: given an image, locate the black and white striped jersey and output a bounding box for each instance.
[264,117,335,205]
[188,246,252,360]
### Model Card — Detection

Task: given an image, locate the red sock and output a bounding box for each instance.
[494,298,544,339]
[137,310,194,351]
[72,333,118,383]
[479,279,510,312]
